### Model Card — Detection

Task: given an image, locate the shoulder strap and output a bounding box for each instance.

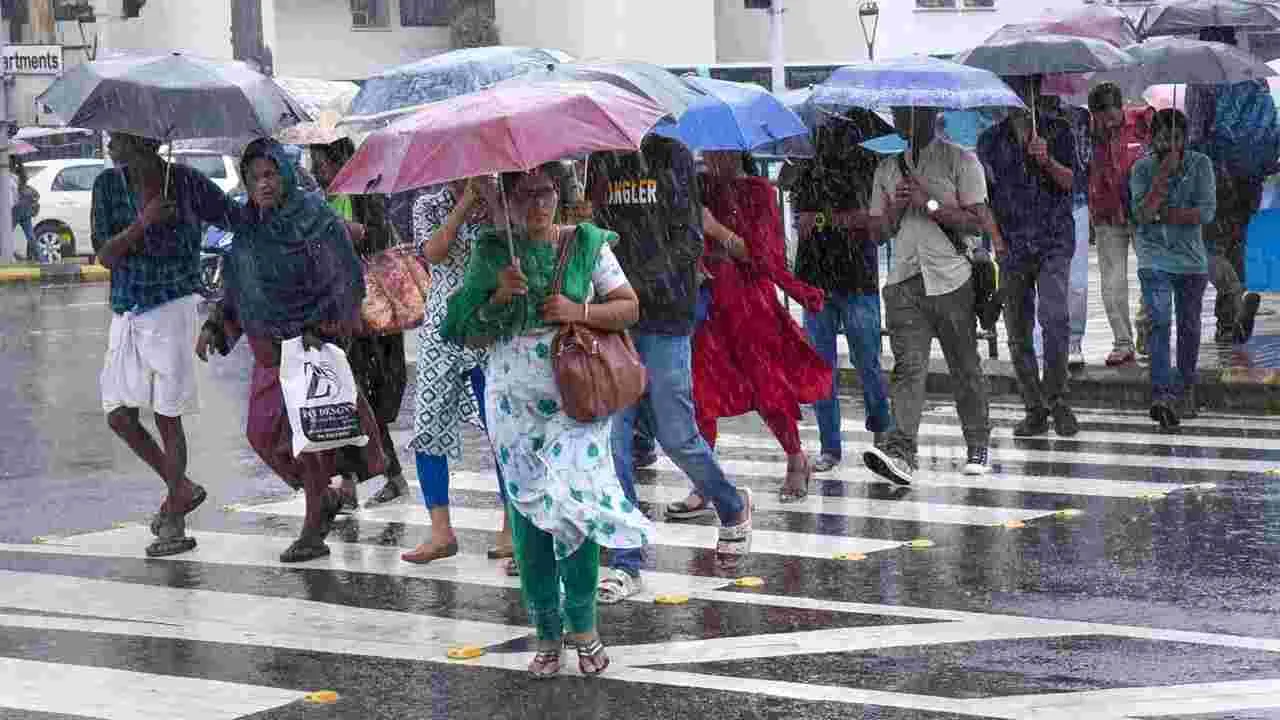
[895,151,968,258]
[551,225,577,295]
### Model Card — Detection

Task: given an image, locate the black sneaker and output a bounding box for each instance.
[862,446,914,486]
[1051,404,1079,437]
[1013,408,1051,437]
[963,446,989,476]
[1150,403,1180,430]
[1237,292,1261,344]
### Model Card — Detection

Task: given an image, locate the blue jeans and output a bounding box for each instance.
[634,286,710,457]
[803,291,892,458]
[1139,269,1208,405]
[610,331,743,577]
[415,366,506,508]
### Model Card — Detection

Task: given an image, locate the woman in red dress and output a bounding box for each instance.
[692,151,831,502]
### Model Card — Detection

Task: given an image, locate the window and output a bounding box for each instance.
[915,0,995,7]
[350,0,390,28]
[51,165,104,193]
[176,154,227,180]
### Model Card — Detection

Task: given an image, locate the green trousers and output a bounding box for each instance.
[508,504,600,641]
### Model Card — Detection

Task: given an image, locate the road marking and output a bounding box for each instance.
[0,657,305,720]
[716,432,1266,474]
[980,679,1280,720]
[0,526,729,601]
[797,419,1280,451]
[647,456,1207,499]
[66,300,108,309]
[0,569,530,653]
[236,497,907,559]
[968,404,1280,431]
[447,471,1051,526]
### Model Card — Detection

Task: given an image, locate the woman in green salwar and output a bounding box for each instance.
[444,162,652,678]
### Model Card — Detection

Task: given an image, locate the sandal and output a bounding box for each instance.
[280,536,330,563]
[529,648,562,679]
[576,637,610,677]
[779,456,812,504]
[336,488,359,515]
[150,483,208,536]
[486,543,514,560]
[401,539,459,565]
[146,513,197,557]
[715,487,753,560]
[665,496,716,521]
[365,474,408,507]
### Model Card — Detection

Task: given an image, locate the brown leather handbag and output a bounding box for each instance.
[550,227,648,422]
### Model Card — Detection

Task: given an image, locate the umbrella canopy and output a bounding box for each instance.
[1138,0,1280,38]
[811,56,1025,110]
[272,77,360,146]
[328,80,668,196]
[36,52,311,141]
[14,126,94,140]
[653,76,812,156]
[12,139,39,156]
[860,109,1003,155]
[502,60,705,119]
[955,33,1135,76]
[985,6,1139,48]
[345,46,564,120]
[1099,38,1274,97]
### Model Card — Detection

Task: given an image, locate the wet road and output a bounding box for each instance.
[2,282,1279,720]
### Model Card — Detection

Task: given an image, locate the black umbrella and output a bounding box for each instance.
[1139,0,1280,38]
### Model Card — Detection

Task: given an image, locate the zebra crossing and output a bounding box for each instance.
[1,401,1279,719]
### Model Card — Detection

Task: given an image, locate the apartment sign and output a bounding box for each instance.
[3,45,63,75]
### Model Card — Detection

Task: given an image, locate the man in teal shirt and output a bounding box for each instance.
[1130,109,1216,429]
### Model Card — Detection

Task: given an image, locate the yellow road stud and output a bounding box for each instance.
[446,646,485,660]
[733,577,765,588]
[906,538,935,549]
[655,593,690,605]
[303,691,339,704]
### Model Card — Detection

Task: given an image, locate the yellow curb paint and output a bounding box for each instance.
[79,265,110,281]
[733,577,765,588]
[446,646,484,660]
[0,267,41,282]
[1055,508,1084,519]
[654,593,690,605]
[1003,520,1026,529]
[303,691,339,704]
[832,552,867,561]
[906,538,935,549]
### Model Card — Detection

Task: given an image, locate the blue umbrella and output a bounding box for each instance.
[654,76,813,156]
[345,46,565,120]
[811,56,1025,111]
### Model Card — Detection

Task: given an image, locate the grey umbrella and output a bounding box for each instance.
[1096,37,1276,97]
[36,52,311,141]
[1138,0,1280,38]
[954,33,1135,77]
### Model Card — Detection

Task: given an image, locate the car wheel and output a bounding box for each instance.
[33,222,72,265]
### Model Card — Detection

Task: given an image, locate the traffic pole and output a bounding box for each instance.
[0,61,12,265]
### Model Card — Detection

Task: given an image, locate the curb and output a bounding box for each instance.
[837,359,1280,414]
[0,263,109,284]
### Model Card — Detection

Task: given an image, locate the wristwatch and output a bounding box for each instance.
[926,199,941,216]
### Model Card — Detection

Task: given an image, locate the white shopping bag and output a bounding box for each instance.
[280,337,369,456]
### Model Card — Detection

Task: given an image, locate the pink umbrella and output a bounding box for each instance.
[985,6,1138,49]
[11,140,39,156]
[329,80,667,195]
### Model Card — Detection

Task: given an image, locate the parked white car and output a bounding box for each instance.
[24,151,239,262]
[24,158,106,262]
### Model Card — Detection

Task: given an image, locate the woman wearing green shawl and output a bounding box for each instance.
[197,138,385,563]
[444,162,652,678]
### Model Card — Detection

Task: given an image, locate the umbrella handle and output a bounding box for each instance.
[498,174,515,262]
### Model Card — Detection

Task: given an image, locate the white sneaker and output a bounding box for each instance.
[1068,345,1085,369]
[596,567,642,605]
[963,446,990,476]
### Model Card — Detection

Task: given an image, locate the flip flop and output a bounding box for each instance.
[486,545,515,560]
[146,536,197,557]
[150,484,208,537]
[402,540,459,565]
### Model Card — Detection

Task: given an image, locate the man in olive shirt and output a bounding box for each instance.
[863,107,992,485]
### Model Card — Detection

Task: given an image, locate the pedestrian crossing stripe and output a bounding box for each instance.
[715,432,1266,474]
[235,497,907,560]
[0,656,306,720]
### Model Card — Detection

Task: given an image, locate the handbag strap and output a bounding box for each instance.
[551,226,577,295]
[896,153,968,259]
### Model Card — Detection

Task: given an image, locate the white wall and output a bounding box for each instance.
[499,0,716,65]
[715,0,1119,69]
[91,0,233,59]
[270,0,450,80]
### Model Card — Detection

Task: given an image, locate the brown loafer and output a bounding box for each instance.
[401,540,459,565]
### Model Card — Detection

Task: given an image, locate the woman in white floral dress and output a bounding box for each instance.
[402,178,513,565]
[442,162,653,678]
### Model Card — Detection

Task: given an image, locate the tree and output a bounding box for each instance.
[449,0,498,49]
